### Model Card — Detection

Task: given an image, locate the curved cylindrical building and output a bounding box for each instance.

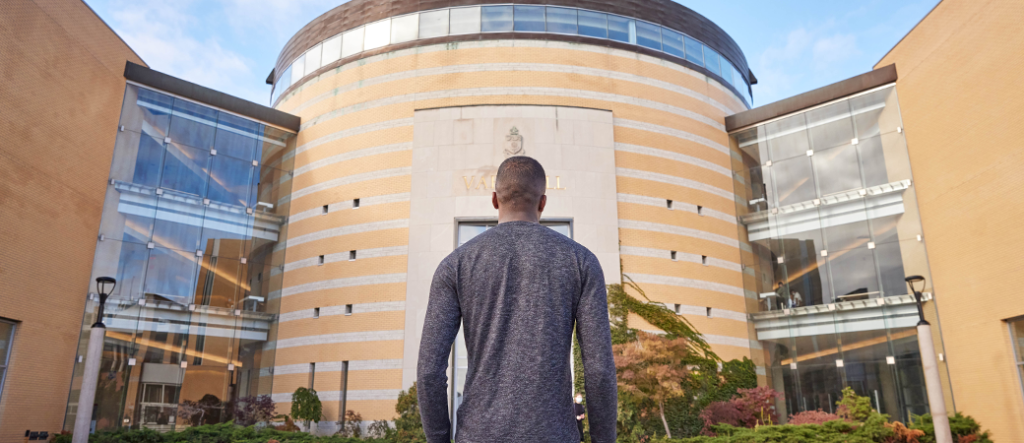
[267,0,758,428]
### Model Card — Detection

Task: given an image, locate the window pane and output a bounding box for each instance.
[450,7,481,35]
[684,36,703,65]
[813,144,863,196]
[772,155,815,206]
[578,10,607,38]
[160,143,211,196]
[112,241,151,300]
[144,384,163,403]
[482,6,513,32]
[544,223,571,237]
[874,241,908,297]
[145,247,199,303]
[777,223,831,307]
[364,19,391,50]
[153,191,206,252]
[766,113,810,160]
[636,21,661,50]
[304,44,322,75]
[704,46,722,76]
[392,14,419,43]
[132,134,166,188]
[342,27,364,57]
[207,155,253,206]
[215,113,259,161]
[661,28,684,58]
[125,86,173,135]
[458,224,493,246]
[546,7,577,34]
[828,247,878,300]
[823,216,871,252]
[0,322,13,362]
[169,100,217,151]
[419,10,449,38]
[290,55,304,83]
[607,15,634,43]
[322,35,341,65]
[850,86,899,139]
[807,101,854,151]
[513,6,544,32]
[1012,319,1024,363]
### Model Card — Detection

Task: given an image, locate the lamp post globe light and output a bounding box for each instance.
[72,277,115,443]
[905,276,953,443]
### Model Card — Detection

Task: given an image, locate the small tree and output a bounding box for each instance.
[699,386,780,435]
[788,409,845,425]
[613,331,690,438]
[392,384,426,443]
[290,387,323,433]
[836,387,874,422]
[337,410,363,437]
[233,395,276,426]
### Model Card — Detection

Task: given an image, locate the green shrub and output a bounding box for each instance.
[54,423,388,443]
[908,412,992,443]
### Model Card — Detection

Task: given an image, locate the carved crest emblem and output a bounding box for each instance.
[504,126,524,157]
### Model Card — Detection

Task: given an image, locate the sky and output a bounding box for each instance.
[85,0,940,107]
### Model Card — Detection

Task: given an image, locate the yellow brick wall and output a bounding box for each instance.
[0,0,144,440]
[275,40,752,421]
[877,0,1024,439]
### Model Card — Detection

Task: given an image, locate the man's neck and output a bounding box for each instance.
[497,211,540,224]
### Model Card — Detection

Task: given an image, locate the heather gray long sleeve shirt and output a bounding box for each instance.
[417,221,617,443]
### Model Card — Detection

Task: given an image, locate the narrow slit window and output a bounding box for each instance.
[667,199,673,209]
[702,255,708,265]
[697,205,704,216]
[670,251,677,261]
[674,304,681,314]
[349,250,357,261]
[353,198,360,209]
[318,255,325,265]
[309,363,316,388]
[313,307,320,319]
[345,304,353,316]
[706,307,713,318]
[322,205,329,214]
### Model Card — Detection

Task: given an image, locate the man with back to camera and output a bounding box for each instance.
[417,156,617,443]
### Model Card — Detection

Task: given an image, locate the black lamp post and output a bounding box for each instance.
[904,275,952,443]
[72,277,116,443]
[905,275,927,325]
[93,277,116,327]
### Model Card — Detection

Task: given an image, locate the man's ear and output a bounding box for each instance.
[538,194,547,213]
[492,192,500,210]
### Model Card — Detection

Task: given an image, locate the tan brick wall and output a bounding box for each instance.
[275,40,751,421]
[0,0,144,440]
[877,0,1024,439]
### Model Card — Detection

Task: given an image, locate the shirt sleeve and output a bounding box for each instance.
[417,257,462,443]
[575,253,618,443]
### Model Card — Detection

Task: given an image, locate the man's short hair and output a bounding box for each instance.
[495,156,546,210]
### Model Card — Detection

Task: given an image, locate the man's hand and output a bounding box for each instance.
[577,414,585,420]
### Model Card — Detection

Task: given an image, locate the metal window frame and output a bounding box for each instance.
[0,319,15,407]
[1008,317,1024,410]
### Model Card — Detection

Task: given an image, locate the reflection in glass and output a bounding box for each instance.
[160,143,211,196]
[144,247,199,303]
[291,55,304,84]
[793,333,844,413]
[322,35,341,66]
[814,144,862,196]
[419,10,449,39]
[169,100,217,151]
[704,47,722,76]
[806,102,854,151]
[684,36,703,66]
[214,113,259,161]
[392,14,419,43]
[128,87,173,135]
[133,134,166,188]
[607,15,634,43]
[342,27,364,58]
[513,6,544,32]
[828,247,877,300]
[635,21,661,50]
[772,156,815,206]
[481,6,513,33]
[546,7,577,34]
[207,155,253,206]
[450,7,481,35]
[153,193,205,252]
[304,44,322,76]
[661,28,684,58]
[578,10,607,38]
[364,19,391,50]
[766,113,810,160]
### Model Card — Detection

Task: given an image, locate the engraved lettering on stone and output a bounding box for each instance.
[504,126,525,157]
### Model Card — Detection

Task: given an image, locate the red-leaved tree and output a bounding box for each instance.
[788,409,845,425]
[699,386,779,435]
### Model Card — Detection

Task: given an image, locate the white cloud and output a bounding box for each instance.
[753,22,862,104]
[103,0,267,104]
[812,33,859,69]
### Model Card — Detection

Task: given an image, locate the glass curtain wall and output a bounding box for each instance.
[448,221,571,435]
[730,85,948,423]
[270,5,752,107]
[63,84,296,432]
